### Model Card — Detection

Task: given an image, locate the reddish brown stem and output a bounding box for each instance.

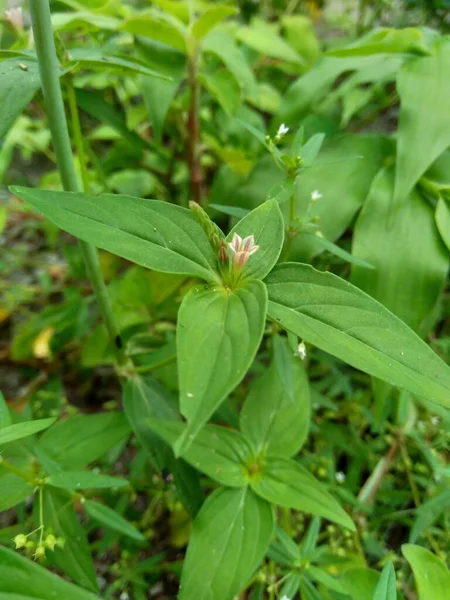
[187,50,203,204]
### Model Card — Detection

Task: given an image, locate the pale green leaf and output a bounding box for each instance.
[47,471,129,491]
[120,12,186,53]
[10,187,219,282]
[236,19,305,65]
[0,418,55,446]
[240,338,310,457]
[191,6,237,40]
[251,456,354,530]
[176,280,267,453]
[84,500,145,541]
[327,27,430,57]
[266,263,450,410]
[179,487,274,600]
[0,546,99,599]
[372,562,396,600]
[226,200,285,281]
[341,568,380,600]
[402,544,450,600]
[435,197,450,252]
[394,41,450,209]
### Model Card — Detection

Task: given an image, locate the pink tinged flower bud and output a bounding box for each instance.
[5,8,23,32]
[228,233,259,271]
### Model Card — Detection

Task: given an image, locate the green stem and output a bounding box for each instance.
[0,457,35,483]
[66,79,90,192]
[28,0,126,366]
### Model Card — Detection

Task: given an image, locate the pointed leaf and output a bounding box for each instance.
[266,263,450,410]
[372,562,396,600]
[0,392,11,428]
[84,499,144,541]
[226,200,284,281]
[0,473,33,511]
[402,544,450,600]
[121,12,186,53]
[0,418,55,446]
[250,456,355,530]
[148,420,251,487]
[240,338,310,457]
[394,41,450,209]
[179,487,274,600]
[10,187,219,281]
[327,27,430,57]
[176,280,267,452]
[47,471,129,491]
[191,6,237,40]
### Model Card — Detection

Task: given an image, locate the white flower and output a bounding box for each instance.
[431,416,440,426]
[311,190,322,202]
[335,471,346,483]
[5,7,23,31]
[280,596,291,600]
[275,123,289,140]
[228,233,259,270]
[119,593,129,600]
[297,341,306,360]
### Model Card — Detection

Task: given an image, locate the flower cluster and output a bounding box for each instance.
[228,233,259,271]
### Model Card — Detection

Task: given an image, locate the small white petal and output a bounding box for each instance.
[335,471,346,483]
[298,341,307,360]
[276,123,289,137]
[431,416,440,426]
[311,190,322,201]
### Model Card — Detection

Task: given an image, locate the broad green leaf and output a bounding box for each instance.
[236,19,305,66]
[341,568,380,600]
[202,30,258,96]
[394,41,450,210]
[409,488,450,543]
[47,471,129,491]
[199,69,241,116]
[327,27,430,57]
[121,12,186,53]
[240,339,310,457]
[191,6,237,40]
[0,546,99,599]
[289,135,392,262]
[40,488,98,592]
[0,57,41,138]
[0,391,11,428]
[372,562,396,600]
[352,167,448,332]
[67,48,169,79]
[226,200,284,280]
[37,412,130,469]
[10,187,219,281]
[179,487,274,600]
[84,499,144,541]
[266,263,450,410]
[402,544,450,600]
[0,473,33,511]
[0,418,55,446]
[176,279,267,453]
[148,420,251,487]
[251,456,354,530]
[123,375,203,516]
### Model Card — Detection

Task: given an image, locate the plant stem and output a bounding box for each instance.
[66,79,90,192]
[187,48,203,204]
[0,457,35,483]
[28,0,126,366]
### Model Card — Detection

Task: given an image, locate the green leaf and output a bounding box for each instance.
[372,562,396,600]
[240,338,310,457]
[0,57,41,138]
[352,166,448,331]
[10,187,219,282]
[67,48,169,79]
[36,412,130,469]
[436,197,450,252]
[327,27,430,57]
[0,418,55,446]
[202,30,257,96]
[123,374,203,517]
[251,456,354,530]
[236,19,305,66]
[402,544,450,600]
[394,41,450,210]
[179,487,274,600]
[340,568,380,600]
[191,6,237,40]
[410,488,450,543]
[148,420,251,487]
[279,572,301,598]
[0,546,99,599]
[0,391,11,428]
[121,11,186,53]
[176,279,267,453]
[52,11,120,32]
[266,263,450,410]
[40,488,98,592]
[209,203,249,219]
[0,473,33,511]
[47,471,129,491]
[302,232,375,269]
[84,499,144,541]
[309,566,347,594]
[226,200,284,280]
[199,69,241,116]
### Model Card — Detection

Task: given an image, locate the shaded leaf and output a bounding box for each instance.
[84,500,145,542]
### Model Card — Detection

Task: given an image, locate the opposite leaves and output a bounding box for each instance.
[266,263,450,410]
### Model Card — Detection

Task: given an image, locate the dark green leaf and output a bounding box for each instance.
[266,263,450,410]
[303,232,375,269]
[409,488,450,543]
[0,392,11,428]
[47,471,129,491]
[0,546,99,599]
[179,487,274,600]
[0,474,33,511]
[84,499,144,541]
[251,456,355,530]
[176,280,267,453]
[10,187,219,281]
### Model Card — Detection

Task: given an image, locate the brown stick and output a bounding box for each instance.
[187,49,203,204]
